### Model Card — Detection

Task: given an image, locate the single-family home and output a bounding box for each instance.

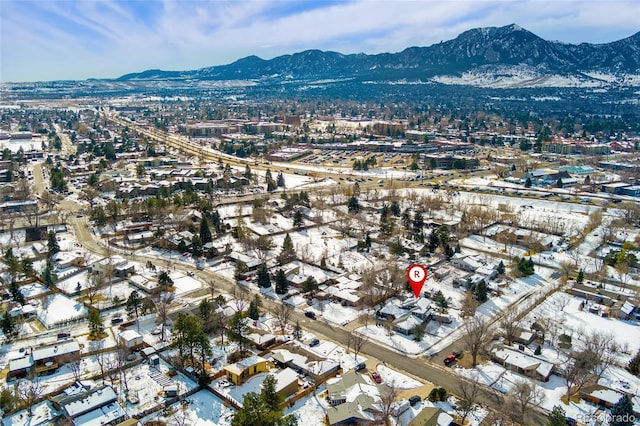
[263,367,299,399]
[223,356,271,385]
[491,345,555,382]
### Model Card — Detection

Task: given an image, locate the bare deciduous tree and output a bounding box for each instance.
[378,383,399,425]
[154,292,175,342]
[461,315,492,367]
[507,379,545,424]
[62,352,83,382]
[17,379,44,416]
[499,307,521,346]
[274,302,293,337]
[564,350,598,401]
[456,373,481,424]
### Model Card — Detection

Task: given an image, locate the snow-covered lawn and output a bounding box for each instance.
[358,325,427,355]
[213,371,269,408]
[522,292,640,356]
[122,359,198,416]
[285,394,326,426]
[142,389,234,426]
[377,364,422,389]
[38,293,88,328]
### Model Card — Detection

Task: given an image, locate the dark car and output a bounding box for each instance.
[111,316,124,325]
[443,354,457,366]
[566,418,577,426]
[304,311,317,320]
[354,363,366,371]
[408,395,421,406]
[57,332,71,339]
[371,372,382,384]
[309,339,320,347]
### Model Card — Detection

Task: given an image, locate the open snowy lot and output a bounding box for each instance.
[141,389,234,426]
[38,293,88,328]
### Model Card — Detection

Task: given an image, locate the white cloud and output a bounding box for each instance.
[1,0,638,82]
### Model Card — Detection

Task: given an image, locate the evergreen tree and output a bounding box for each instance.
[347,196,360,213]
[158,270,173,287]
[9,280,25,305]
[247,300,260,321]
[126,290,142,319]
[547,405,567,426]
[256,263,271,288]
[278,234,296,264]
[21,258,34,278]
[275,269,289,295]
[1,312,15,336]
[556,177,564,188]
[497,260,505,275]
[42,261,56,288]
[234,261,248,281]
[576,269,585,284]
[474,280,488,302]
[610,394,634,426]
[199,216,212,244]
[276,172,285,187]
[524,177,532,188]
[47,231,60,257]
[88,308,104,339]
[428,231,439,253]
[191,234,203,256]
[292,210,304,228]
[390,200,401,216]
[261,375,283,412]
[302,276,318,294]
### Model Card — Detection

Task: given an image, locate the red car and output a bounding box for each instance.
[371,372,382,384]
[443,354,457,366]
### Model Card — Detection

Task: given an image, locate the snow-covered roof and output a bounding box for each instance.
[270,368,298,394]
[9,355,32,371]
[119,329,142,342]
[589,388,624,405]
[73,401,126,426]
[225,356,268,376]
[32,340,80,361]
[621,301,635,315]
[492,346,554,378]
[63,386,118,418]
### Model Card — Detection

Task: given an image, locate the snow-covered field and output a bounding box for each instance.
[38,293,88,328]
[142,389,234,426]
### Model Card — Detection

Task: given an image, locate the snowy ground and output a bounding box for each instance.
[141,389,234,426]
[285,394,327,426]
[38,293,88,328]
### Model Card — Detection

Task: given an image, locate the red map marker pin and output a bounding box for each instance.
[407,263,427,298]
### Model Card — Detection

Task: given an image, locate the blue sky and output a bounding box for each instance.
[1,0,638,82]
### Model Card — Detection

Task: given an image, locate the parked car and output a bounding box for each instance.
[57,332,71,339]
[309,339,320,347]
[408,395,421,406]
[111,316,124,325]
[354,363,366,372]
[371,372,382,384]
[443,354,457,366]
[304,311,317,320]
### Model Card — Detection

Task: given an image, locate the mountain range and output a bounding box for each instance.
[119,24,639,89]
